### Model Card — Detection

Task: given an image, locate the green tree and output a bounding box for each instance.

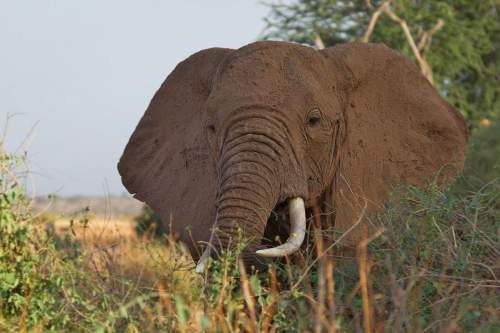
[263,0,499,128]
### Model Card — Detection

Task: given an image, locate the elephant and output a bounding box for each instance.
[118,41,468,271]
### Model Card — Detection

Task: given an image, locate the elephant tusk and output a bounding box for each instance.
[195,247,210,273]
[256,197,306,257]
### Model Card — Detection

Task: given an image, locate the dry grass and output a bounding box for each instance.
[53,217,137,242]
[48,215,199,292]
[34,184,499,333]
[2,162,499,332]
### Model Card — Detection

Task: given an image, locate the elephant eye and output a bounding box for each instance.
[308,114,321,127]
[207,123,216,133]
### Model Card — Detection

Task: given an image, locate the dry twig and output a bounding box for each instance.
[361,0,443,85]
[314,34,326,50]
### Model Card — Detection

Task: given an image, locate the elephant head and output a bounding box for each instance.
[118,41,468,270]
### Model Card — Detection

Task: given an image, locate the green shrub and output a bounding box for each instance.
[134,204,166,238]
[367,182,499,331]
[0,151,102,331]
[0,153,70,330]
[459,122,500,191]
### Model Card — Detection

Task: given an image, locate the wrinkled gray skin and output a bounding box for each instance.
[118,41,468,269]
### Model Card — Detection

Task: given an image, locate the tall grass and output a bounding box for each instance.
[1,129,498,331]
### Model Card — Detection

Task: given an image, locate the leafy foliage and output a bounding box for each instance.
[460,121,500,190]
[263,0,500,128]
[0,152,70,330]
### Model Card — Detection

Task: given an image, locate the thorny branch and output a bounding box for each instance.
[361,0,443,85]
[314,34,325,50]
[417,18,445,56]
[361,0,391,43]
[383,7,435,84]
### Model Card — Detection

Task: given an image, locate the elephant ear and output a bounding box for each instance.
[322,43,468,245]
[118,48,233,258]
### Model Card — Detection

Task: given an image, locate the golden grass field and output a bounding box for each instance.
[50,215,199,287]
[53,217,137,242]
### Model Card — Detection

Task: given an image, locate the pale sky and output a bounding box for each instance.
[0,1,270,196]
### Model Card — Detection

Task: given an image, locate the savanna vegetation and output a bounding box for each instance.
[1,1,499,332]
[1,124,499,332]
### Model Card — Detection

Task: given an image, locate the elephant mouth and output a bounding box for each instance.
[256,197,307,257]
[195,197,307,273]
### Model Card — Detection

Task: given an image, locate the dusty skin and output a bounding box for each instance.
[118,41,468,268]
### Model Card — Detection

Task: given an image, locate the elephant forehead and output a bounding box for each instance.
[208,43,329,112]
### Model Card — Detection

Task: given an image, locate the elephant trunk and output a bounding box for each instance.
[195,114,309,272]
[212,163,278,267]
[214,126,284,262]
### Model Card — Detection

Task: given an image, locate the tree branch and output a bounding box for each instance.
[314,34,326,50]
[361,1,440,85]
[362,0,391,43]
[383,7,434,84]
[418,18,444,56]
